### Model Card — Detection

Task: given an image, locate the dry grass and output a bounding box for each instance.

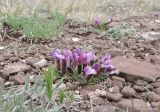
[0,0,160,22]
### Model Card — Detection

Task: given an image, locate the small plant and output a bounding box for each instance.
[94,17,108,30]
[4,12,65,41]
[107,25,136,40]
[0,74,73,112]
[50,48,116,81]
[43,65,58,101]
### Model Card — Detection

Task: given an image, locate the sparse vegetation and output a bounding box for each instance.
[4,12,65,41]
[0,0,160,22]
[0,71,74,112]
[106,25,136,40]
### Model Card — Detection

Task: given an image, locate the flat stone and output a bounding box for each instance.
[121,86,136,97]
[9,72,26,85]
[0,70,10,80]
[92,105,124,112]
[135,80,148,86]
[94,89,107,97]
[150,55,160,64]
[151,101,160,109]
[25,57,47,68]
[144,91,160,102]
[111,80,124,89]
[91,96,106,106]
[106,49,123,58]
[111,76,126,84]
[0,55,4,62]
[111,57,160,82]
[117,98,153,112]
[133,85,146,92]
[108,86,120,94]
[3,62,31,75]
[106,92,123,102]
[78,85,101,96]
[153,87,160,95]
[10,57,19,62]
[151,82,160,88]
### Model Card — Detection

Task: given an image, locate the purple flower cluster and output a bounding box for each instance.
[50,48,115,80]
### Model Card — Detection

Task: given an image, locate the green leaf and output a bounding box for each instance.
[59,90,65,103]
[43,66,58,100]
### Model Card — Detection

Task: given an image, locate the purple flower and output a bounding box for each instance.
[83,66,97,76]
[85,51,95,64]
[63,49,73,68]
[73,48,83,65]
[95,17,101,26]
[50,49,65,60]
[101,54,115,71]
[50,49,65,71]
[73,48,95,65]
[92,64,101,75]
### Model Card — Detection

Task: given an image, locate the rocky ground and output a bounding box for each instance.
[0,12,160,112]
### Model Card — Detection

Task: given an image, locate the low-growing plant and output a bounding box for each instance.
[50,48,116,82]
[43,65,58,101]
[107,25,136,40]
[94,17,108,30]
[4,12,65,41]
[0,74,72,112]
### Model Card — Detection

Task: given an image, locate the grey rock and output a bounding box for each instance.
[135,80,148,86]
[92,105,124,112]
[25,57,47,68]
[144,91,160,102]
[121,86,136,97]
[117,98,153,112]
[106,92,123,102]
[3,62,31,75]
[133,85,146,92]
[111,57,160,82]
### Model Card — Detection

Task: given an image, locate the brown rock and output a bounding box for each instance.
[111,80,124,89]
[91,96,106,106]
[153,87,160,95]
[144,91,160,102]
[117,98,153,112]
[25,57,47,68]
[3,62,31,75]
[150,55,160,64]
[0,55,4,62]
[10,57,19,62]
[133,85,146,92]
[108,86,120,94]
[78,85,101,96]
[0,70,10,80]
[10,72,26,85]
[106,49,123,58]
[92,105,124,112]
[151,101,160,110]
[121,86,136,97]
[135,80,148,86]
[106,92,123,102]
[111,57,160,82]
[151,82,160,88]
[111,76,126,84]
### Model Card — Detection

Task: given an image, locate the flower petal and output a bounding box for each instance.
[95,17,101,25]
[84,66,97,75]
[86,51,95,63]
[51,49,65,59]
